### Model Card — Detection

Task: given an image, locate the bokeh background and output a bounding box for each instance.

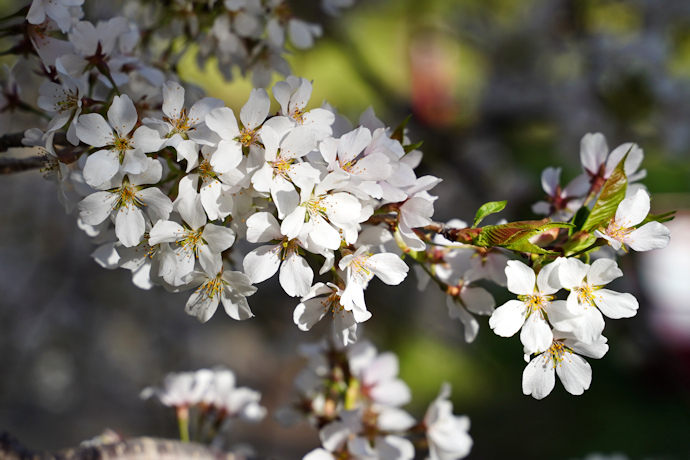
[1,0,690,458]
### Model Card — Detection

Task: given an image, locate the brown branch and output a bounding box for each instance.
[0,132,69,153]
[0,431,239,460]
[0,156,44,174]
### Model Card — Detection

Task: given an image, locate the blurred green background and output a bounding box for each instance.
[1,0,690,458]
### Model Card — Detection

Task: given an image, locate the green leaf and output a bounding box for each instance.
[473,201,507,228]
[569,205,590,235]
[581,153,628,233]
[475,221,573,255]
[391,114,413,143]
[403,140,423,153]
[639,210,676,226]
[561,231,599,257]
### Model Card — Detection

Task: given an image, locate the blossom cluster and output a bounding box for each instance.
[3,0,675,413]
[141,367,266,444]
[282,340,472,460]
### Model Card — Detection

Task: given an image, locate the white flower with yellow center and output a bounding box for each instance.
[523,333,608,399]
[339,246,409,313]
[556,257,638,343]
[293,282,366,346]
[594,189,670,252]
[489,260,573,355]
[78,158,172,247]
[76,94,163,188]
[183,268,257,323]
[243,212,313,298]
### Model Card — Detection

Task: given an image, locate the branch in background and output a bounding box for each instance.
[0,431,239,460]
[0,156,43,174]
[0,132,68,153]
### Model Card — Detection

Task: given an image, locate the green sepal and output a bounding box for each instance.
[581,153,628,233]
[403,140,423,153]
[391,114,413,143]
[475,221,573,255]
[473,200,507,228]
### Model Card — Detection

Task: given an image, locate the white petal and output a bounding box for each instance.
[555,353,592,396]
[520,313,553,354]
[243,245,281,284]
[586,258,622,286]
[522,355,555,400]
[115,204,145,247]
[627,221,670,251]
[108,94,138,137]
[279,252,313,297]
[594,289,638,319]
[83,149,119,188]
[488,300,527,337]
[505,260,536,295]
[240,88,270,130]
[615,189,650,227]
[76,113,114,147]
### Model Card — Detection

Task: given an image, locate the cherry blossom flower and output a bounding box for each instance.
[27,0,84,33]
[339,246,409,313]
[423,383,472,460]
[76,94,163,188]
[522,333,608,399]
[140,369,214,408]
[243,211,313,297]
[37,61,86,145]
[488,260,573,355]
[532,166,589,221]
[594,189,670,252]
[293,282,367,346]
[182,268,257,323]
[78,158,172,247]
[556,257,638,342]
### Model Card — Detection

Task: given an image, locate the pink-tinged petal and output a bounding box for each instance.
[586,258,622,286]
[79,191,117,225]
[108,94,138,137]
[489,300,527,337]
[594,289,638,319]
[243,245,281,284]
[240,88,270,130]
[540,167,561,196]
[447,297,480,343]
[149,220,186,245]
[522,354,555,400]
[558,257,589,290]
[279,252,313,297]
[76,113,115,147]
[400,197,434,228]
[615,189,650,227]
[520,313,553,354]
[505,260,536,295]
[206,107,240,140]
[115,204,145,247]
[627,221,670,251]
[368,253,408,285]
[580,132,608,175]
[211,139,242,173]
[555,353,591,396]
[83,149,119,188]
